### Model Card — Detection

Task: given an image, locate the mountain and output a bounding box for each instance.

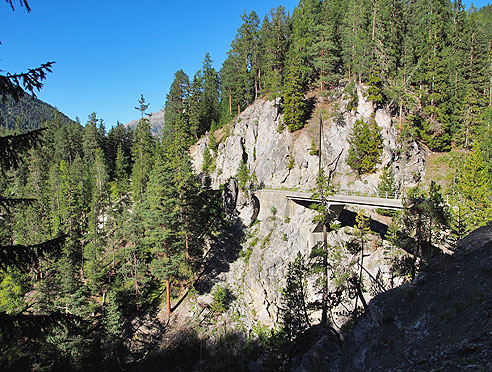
[0,94,76,130]
[124,108,165,137]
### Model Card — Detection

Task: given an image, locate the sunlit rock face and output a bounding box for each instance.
[189,85,427,329]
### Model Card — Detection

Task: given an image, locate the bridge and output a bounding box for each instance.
[252,188,403,221]
[285,190,403,210]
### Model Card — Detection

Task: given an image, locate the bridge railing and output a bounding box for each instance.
[250,184,403,200]
[333,189,402,200]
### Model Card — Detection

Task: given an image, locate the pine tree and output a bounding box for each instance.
[341,0,372,81]
[143,157,181,315]
[353,211,370,312]
[283,62,306,132]
[260,6,290,100]
[287,0,321,86]
[200,53,221,136]
[220,11,261,120]
[164,69,190,137]
[376,166,397,216]
[131,95,155,202]
[309,0,343,94]
[280,252,310,341]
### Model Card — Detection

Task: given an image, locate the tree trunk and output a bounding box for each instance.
[321,222,328,325]
[166,279,171,315]
[229,91,232,116]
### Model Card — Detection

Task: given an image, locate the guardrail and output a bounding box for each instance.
[250,184,403,200]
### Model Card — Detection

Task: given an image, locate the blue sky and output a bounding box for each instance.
[1,0,489,129]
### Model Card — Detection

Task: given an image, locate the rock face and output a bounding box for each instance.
[336,224,492,372]
[124,109,165,137]
[191,85,426,193]
[189,86,427,332]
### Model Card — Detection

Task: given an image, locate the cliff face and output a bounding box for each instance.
[188,86,427,330]
[191,85,425,193]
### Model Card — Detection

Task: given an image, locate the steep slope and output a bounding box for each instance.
[0,94,76,130]
[290,224,492,372]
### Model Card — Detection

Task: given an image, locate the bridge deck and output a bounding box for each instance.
[254,189,404,210]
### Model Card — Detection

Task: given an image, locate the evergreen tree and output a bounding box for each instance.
[260,6,291,100]
[454,143,492,235]
[280,252,310,342]
[143,157,181,315]
[200,53,221,136]
[341,0,371,81]
[287,0,321,86]
[347,116,383,174]
[220,11,261,121]
[309,0,343,94]
[376,166,397,216]
[131,95,155,202]
[283,62,306,132]
[164,69,190,137]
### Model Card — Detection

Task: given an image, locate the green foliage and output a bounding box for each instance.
[343,80,359,112]
[0,269,26,314]
[276,119,284,133]
[367,68,383,106]
[287,154,294,170]
[236,160,250,191]
[453,143,492,237]
[376,166,397,216]
[211,285,230,314]
[392,183,451,279]
[283,63,306,132]
[309,139,319,156]
[347,116,383,175]
[280,252,310,341]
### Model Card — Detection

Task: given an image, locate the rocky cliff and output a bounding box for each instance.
[191,85,425,193]
[292,223,492,372]
[186,85,427,331]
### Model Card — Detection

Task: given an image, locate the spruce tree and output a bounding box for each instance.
[283,62,306,132]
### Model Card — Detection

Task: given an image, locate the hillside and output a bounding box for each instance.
[0,94,76,130]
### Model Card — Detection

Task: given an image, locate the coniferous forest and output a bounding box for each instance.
[1,0,492,371]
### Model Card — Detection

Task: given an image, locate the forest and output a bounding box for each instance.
[1,0,492,370]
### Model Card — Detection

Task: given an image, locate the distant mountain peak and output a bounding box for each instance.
[124,109,165,137]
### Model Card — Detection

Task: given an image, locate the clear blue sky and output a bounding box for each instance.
[1,0,489,129]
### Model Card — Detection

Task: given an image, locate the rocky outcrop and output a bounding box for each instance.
[189,86,427,335]
[191,85,426,193]
[335,223,492,372]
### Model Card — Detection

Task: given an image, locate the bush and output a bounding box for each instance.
[211,285,231,314]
